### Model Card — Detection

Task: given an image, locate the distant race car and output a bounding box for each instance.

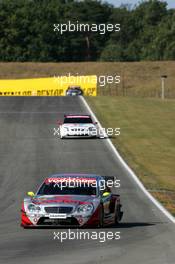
[58,114,98,138]
[21,173,123,228]
[66,86,83,96]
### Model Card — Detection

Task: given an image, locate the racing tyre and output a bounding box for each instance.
[115,205,122,224]
[98,205,104,228]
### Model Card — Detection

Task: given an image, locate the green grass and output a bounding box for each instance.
[87,96,175,215]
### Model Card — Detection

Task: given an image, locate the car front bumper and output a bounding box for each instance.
[21,206,100,228]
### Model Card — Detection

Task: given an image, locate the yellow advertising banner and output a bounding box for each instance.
[0,75,97,96]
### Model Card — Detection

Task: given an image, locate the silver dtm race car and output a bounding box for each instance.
[66,86,83,96]
[59,114,98,138]
[21,174,123,228]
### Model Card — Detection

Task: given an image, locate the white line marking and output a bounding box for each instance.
[80,96,175,224]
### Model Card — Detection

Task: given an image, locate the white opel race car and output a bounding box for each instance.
[59,114,98,138]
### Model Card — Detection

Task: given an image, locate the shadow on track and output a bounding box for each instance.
[22,222,158,230]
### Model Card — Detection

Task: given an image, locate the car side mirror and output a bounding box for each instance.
[102,192,110,197]
[27,191,35,197]
[94,122,98,125]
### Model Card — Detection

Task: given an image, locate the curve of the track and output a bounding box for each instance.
[0,97,174,264]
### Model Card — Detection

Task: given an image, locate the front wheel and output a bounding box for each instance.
[115,205,122,224]
[98,205,104,228]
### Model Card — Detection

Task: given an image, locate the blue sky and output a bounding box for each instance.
[105,0,175,9]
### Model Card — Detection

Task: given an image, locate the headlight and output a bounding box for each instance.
[88,127,97,135]
[28,204,41,212]
[63,127,69,132]
[77,204,94,213]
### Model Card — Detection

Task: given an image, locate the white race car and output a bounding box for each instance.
[59,114,97,138]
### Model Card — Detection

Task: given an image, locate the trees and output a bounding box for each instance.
[0,0,174,61]
[100,44,124,61]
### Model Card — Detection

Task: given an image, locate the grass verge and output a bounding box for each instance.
[87,96,175,216]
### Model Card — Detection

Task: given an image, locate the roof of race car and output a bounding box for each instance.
[67,86,81,89]
[45,174,103,184]
[47,173,101,179]
[64,114,91,118]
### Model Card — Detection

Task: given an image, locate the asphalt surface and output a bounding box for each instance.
[0,96,174,264]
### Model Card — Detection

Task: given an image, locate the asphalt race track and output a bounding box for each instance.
[0,97,174,264]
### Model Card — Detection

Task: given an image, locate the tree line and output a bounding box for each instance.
[0,0,174,62]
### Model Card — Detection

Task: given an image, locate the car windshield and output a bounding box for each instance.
[68,87,80,90]
[64,117,92,124]
[70,88,79,91]
[37,182,97,196]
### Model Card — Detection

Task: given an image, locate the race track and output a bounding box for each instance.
[0,97,174,264]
